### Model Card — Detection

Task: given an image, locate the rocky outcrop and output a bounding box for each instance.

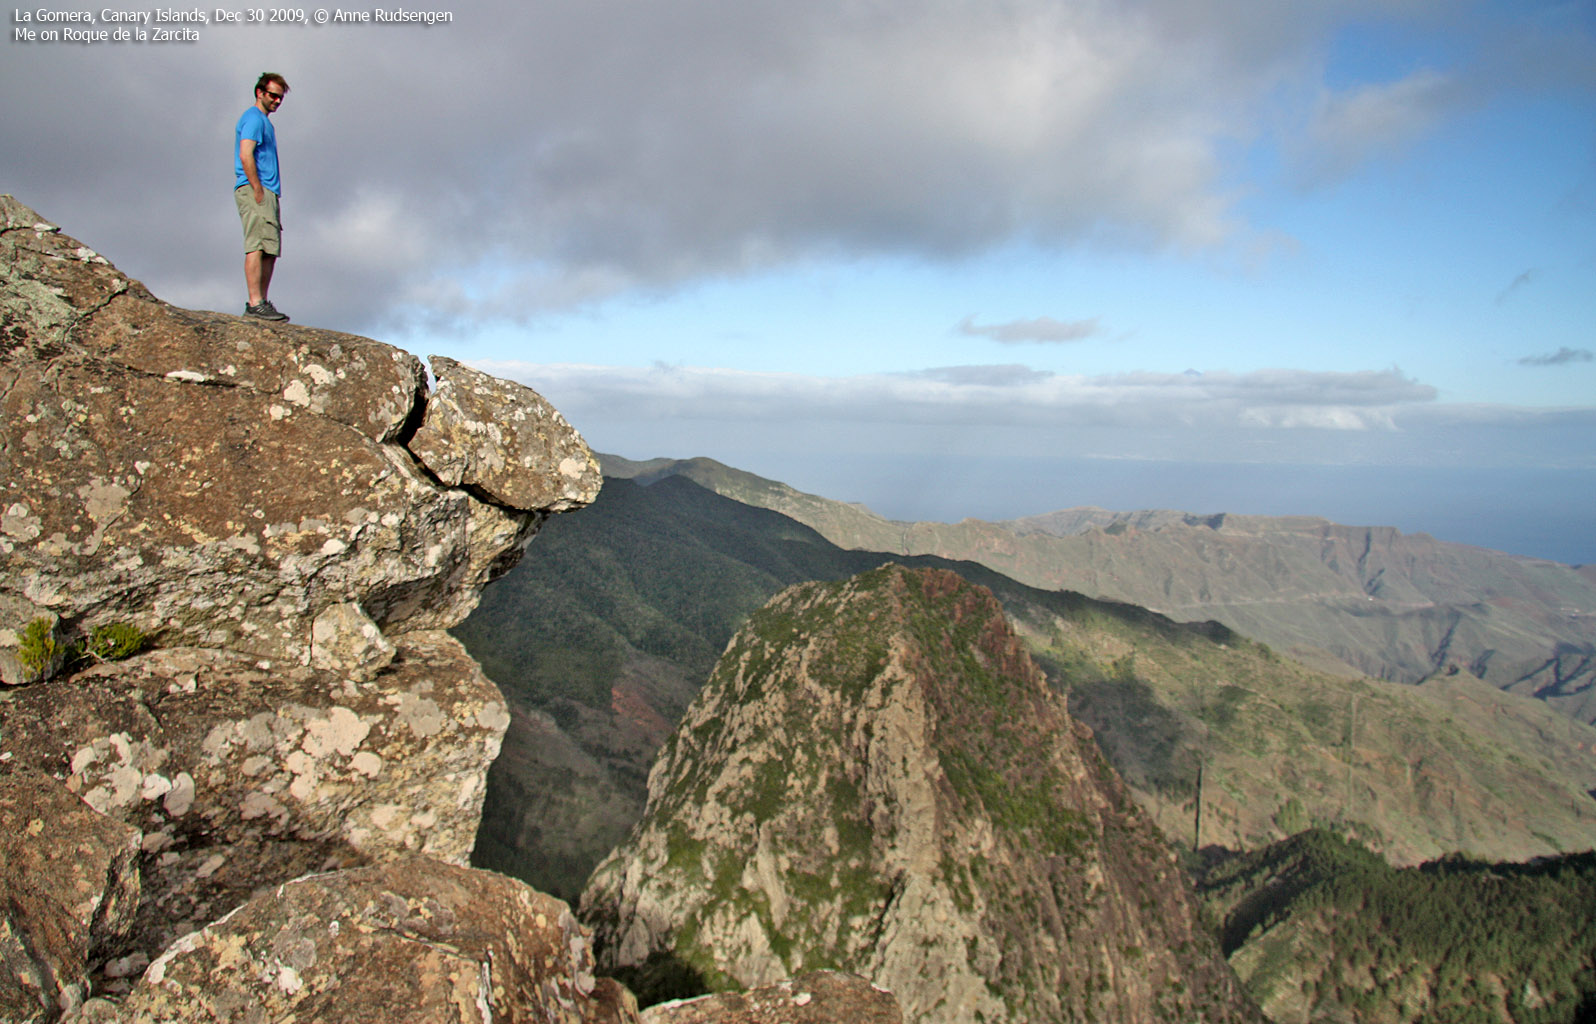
[0,194,600,681]
[116,857,637,1024]
[580,564,1263,1024]
[644,972,903,1024]
[0,633,511,964]
[0,196,610,1023]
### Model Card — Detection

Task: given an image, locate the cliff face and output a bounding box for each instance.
[0,197,629,1024]
[580,564,1262,1024]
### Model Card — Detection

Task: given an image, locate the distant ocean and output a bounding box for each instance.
[757,454,1596,567]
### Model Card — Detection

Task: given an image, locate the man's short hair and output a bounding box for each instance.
[254,72,289,96]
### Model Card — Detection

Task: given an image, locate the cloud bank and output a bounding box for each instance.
[471,359,1594,479]
[481,360,1442,432]
[7,0,1582,335]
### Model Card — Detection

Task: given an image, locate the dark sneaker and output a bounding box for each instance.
[244,300,289,322]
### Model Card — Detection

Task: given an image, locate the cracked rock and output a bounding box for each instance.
[118,856,640,1024]
[0,194,600,678]
[0,633,508,966]
[0,769,142,1024]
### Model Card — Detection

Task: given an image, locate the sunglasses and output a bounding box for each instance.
[265,91,285,100]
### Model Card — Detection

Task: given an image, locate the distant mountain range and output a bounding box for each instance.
[602,454,1596,723]
[453,463,1596,902]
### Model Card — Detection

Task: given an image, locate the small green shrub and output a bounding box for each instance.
[1276,797,1310,835]
[17,618,58,679]
[85,622,149,662]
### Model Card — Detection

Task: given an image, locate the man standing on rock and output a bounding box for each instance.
[235,72,290,321]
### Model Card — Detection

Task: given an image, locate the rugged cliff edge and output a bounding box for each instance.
[580,564,1264,1024]
[0,196,627,1024]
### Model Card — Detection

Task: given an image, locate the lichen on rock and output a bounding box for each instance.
[0,194,610,1022]
[118,856,639,1024]
[0,193,600,680]
[0,770,142,1023]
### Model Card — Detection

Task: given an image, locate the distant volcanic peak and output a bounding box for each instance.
[665,565,1073,834]
[583,563,1262,1024]
[716,563,1048,707]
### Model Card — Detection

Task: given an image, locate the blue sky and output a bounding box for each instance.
[5,0,1594,559]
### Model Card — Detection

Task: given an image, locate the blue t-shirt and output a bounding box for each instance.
[234,106,280,194]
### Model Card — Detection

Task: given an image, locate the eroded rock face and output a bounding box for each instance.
[0,771,141,1023]
[582,565,1263,1024]
[412,355,602,512]
[118,856,640,1024]
[0,194,600,680]
[0,632,508,963]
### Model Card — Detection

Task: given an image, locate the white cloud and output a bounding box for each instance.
[467,360,1594,484]
[0,0,1344,331]
[1496,268,1540,305]
[1519,347,1594,367]
[306,189,424,274]
[957,315,1103,344]
[477,360,1439,432]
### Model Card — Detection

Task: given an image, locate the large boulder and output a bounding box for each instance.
[411,355,600,512]
[0,631,510,964]
[117,856,640,1024]
[0,195,601,681]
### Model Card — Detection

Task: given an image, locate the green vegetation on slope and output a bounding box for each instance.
[454,475,813,710]
[584,565,1258,1023]
[1016,592,1596,865]
[453,475,904,897]
[1199,830,1596,1023]
[457,472,1596,900]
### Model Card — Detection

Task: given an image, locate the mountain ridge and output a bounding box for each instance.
[599,454,1596,721]
[455,471,1596,904]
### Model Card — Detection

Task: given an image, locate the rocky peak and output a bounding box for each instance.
[0,194,600,682]
[0,197,626,1024]
[580,564,1262,1024]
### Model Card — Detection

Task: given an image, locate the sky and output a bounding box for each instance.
[5,0,1595,562]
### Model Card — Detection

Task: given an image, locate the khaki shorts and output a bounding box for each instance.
[235,184,281,256]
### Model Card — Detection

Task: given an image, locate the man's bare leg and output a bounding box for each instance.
[244,250,277,306]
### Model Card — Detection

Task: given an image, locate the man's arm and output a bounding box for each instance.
[239,138,265,204]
